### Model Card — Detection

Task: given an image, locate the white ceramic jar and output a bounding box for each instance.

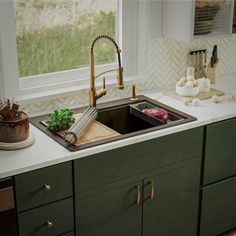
[198,77,210,92]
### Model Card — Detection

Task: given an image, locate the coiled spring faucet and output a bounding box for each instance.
[89,35,124,107]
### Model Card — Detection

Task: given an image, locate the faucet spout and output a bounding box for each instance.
[89,35,124,107]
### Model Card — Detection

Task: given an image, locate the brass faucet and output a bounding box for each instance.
[89,35,124,107]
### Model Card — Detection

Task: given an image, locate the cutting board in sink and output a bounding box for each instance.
[41,114,120,147]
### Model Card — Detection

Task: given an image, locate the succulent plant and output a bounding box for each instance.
[48,108,75,132]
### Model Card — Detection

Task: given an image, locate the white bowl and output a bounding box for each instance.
[176,84,199,97]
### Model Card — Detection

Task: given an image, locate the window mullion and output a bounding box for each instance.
[0,0,20,97]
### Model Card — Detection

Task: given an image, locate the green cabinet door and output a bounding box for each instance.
[200,176,236,236]
[143,162,200,236]
[204,118,236,185]
[75,180,142,236]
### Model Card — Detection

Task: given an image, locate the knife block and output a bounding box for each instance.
[204,59,219,84]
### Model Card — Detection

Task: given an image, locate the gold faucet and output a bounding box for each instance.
[89,35,124,107]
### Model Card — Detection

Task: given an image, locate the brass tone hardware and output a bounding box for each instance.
[95,77,106,100]
[116,67,124,89]
[47,220,54,228]
[149,181,155,200]
[95,69,117,79]
[44,184,52,192]
[89,35,124,107]
[136,185,141,205]
[130,85,138,101]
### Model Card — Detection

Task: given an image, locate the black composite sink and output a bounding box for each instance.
[30,95,197,151]
[96,105,154,135]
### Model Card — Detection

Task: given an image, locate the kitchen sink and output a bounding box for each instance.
[30,95,197,151]
[96,105,154,135]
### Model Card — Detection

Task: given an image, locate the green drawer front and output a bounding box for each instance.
[74,127,203,193]
[204,118,236,185]
[200,176,236,236]
[18,198,74,236]
[15,162,73,212]
[61,231,74,236]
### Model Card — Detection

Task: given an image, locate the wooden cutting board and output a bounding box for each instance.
[165,88,224,101]
[41,114,120,147]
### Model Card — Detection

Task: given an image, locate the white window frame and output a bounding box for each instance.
[0,0,150,101]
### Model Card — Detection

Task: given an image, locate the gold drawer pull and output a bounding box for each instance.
[47,220,54,228]
[44,184,52,192]
[149,181,155,200]
[136,185,141,205]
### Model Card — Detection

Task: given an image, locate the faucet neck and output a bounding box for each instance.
[89,35,124,107]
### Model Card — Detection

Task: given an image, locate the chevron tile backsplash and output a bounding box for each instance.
[22,35,236,116]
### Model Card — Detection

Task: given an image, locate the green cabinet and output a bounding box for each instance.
[15,162,74,236]
[74,127,203,236]
[75,160,201,236]
[204,117,236,185]
[75,180,142,236]
[200,176,236,236]
[200,117,236,236]
[15,162,73,212]
[18,198,74,236]
[143,162,200,236]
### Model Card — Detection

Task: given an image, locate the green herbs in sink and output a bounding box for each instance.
[48,108,75,132]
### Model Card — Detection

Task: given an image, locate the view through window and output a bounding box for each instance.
[15,0,117,77]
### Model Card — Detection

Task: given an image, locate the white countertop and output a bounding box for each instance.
[0,74,236,179]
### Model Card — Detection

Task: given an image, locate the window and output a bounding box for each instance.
[15,0,117,77]
[0,0,150,100]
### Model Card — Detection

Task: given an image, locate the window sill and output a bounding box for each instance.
[16,74,145,104]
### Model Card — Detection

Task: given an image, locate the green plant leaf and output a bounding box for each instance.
[48,108,75,132]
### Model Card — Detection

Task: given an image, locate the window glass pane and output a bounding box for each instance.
[15,0,117,77]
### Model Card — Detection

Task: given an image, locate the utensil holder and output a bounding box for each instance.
[204,59,219,84]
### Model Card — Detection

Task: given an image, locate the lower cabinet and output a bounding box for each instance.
[18,198,74,236]
[75,180,142,236]
[200,176,236,236]
[143,163,200,236]
[15,162,74,236]
[75,160,200,236]
[200,118,236,235]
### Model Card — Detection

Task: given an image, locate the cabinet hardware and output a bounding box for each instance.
[148,181,155,200]
[44,184,52,192]
[47,220,54,228]
[136,185,141,205]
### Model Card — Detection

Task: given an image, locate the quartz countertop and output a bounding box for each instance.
[0,73,236,179]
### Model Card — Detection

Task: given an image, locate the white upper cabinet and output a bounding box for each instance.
[163,0,235,42]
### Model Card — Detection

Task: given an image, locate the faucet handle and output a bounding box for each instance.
[95,77,106,100]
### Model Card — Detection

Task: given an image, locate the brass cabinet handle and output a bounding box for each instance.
[149,181,155,200]
[47,220,54,228]
[44,184,52,192]
[136,185,141,205]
